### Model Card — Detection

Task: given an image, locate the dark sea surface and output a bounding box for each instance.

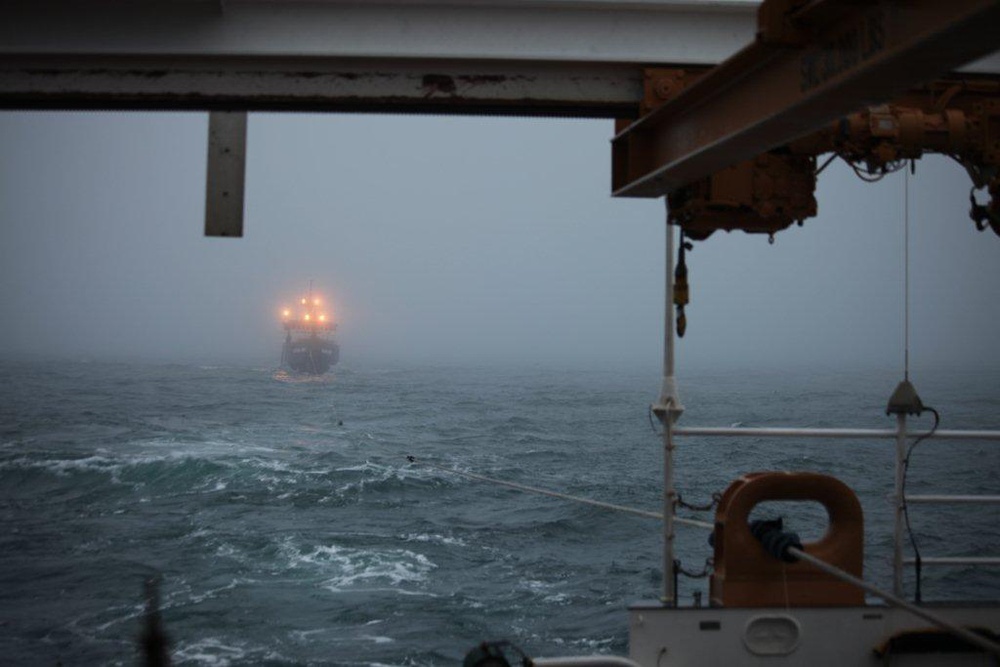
[1,359,999,665]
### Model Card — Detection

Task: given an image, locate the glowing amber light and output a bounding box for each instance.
[304,314,311,321]
[301,298,307,305]
[282,309,291,318]
[319,314,326,322]
[313,298,321,306]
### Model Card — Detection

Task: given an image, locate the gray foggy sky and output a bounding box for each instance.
[1,111,997,373]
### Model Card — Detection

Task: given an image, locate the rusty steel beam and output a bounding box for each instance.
[612,0,1000,198]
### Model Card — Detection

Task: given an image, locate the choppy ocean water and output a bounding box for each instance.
[1,359,998,665]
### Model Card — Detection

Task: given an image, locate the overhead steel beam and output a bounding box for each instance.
[0,0,753,115]
[0,56,651,118]
[612,0,1000,197]
[1,1,997,115]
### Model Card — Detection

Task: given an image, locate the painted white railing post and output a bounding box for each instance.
[655,204,684,606]
[894,413,907,598]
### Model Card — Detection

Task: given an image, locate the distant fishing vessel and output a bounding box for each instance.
[279,287,339,375]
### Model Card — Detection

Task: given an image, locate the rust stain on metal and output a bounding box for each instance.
[456,74,511,85]
[421,74,457,95]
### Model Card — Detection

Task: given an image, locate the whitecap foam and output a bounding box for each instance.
[573,638,616,651]
[289,628,328,641]
[332,460,440,497]
[171,638,248,666]
[3,454,124,479]
[401,533,467,547]
[187,578,241,605]
[336,460,435,479]
[215,543,238,559]
[521,579,553,593]
[2,447,244,491]
[334,461,390,474]
[173,635,292,666]
[89,602,145,632]
[276,538,436,594]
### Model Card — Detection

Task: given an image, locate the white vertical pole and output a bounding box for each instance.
[893,413,907,597]
[658,202,682,606]
[664,215,675,382]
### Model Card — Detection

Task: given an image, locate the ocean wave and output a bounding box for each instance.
[273,539,436,594]
[184,578,243,606]
[0,444,240,484]
[5,360,999,665]
[172,637,288,666]
[332,460,448,499]
[287,619,394,646]
[1,444,353,501]
[401,533,467,547]
[518,579,572,605]
[1,453,126,480]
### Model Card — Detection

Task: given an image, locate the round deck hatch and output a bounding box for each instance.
[743,614,801,655]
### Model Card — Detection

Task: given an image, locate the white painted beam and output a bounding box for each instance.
[0,1,757,65]
[0,0,757,113]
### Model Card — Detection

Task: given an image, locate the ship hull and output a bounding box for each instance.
[628,602,1000,665]
[281,335,339,375]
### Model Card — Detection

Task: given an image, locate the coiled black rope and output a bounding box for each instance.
[749,518,803,563]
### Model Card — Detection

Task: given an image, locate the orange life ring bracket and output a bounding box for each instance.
[709,471,865,607]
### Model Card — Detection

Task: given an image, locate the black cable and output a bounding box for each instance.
[815,153,838,176]
[850,162,886,183]
[676,492,721,513]
[675,558,712,579]
[672,559,680,607]
[848,158,907,183]
[900,406,940,604]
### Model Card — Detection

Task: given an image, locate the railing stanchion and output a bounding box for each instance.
[656,208,684,606]
[893,413,907,598]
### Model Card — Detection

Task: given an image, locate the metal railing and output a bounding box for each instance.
[673,419,1000,596]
